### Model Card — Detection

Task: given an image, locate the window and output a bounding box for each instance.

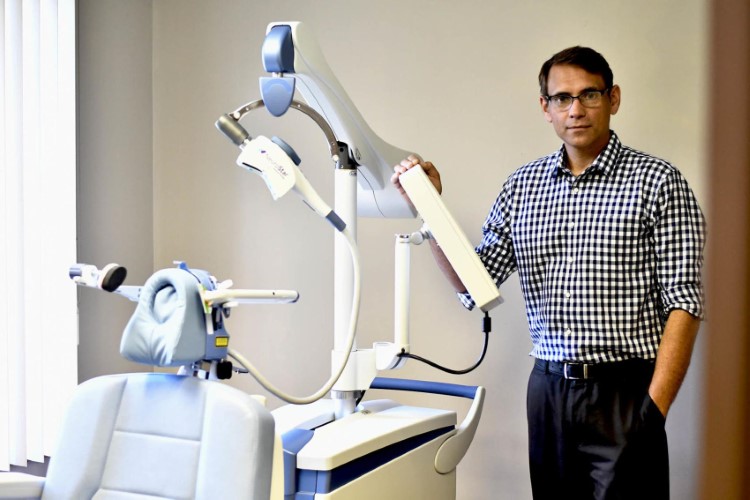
[1,0,77,470]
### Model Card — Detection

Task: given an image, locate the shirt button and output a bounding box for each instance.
[567,256,574,264]
[572,188,580,195]
[564,328,572,336]
[568,222,576,229]
[565,292,571,299]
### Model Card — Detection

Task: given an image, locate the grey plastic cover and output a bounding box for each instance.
[120,268,207,367]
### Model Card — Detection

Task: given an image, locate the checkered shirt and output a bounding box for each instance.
[459,132,706,362]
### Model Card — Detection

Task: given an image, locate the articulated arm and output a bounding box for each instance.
[261,22,417,218]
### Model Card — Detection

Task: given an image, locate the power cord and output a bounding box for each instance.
[228,224,361,404]
[397,311,492,375]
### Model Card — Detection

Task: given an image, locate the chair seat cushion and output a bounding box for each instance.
[42,373,274,500]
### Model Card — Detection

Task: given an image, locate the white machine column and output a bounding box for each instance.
[330,151,366,418]
[333,163,357,352]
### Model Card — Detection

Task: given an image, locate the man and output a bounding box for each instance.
[391,46,705,499]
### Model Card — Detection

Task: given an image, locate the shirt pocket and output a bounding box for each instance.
[584,204,647,265]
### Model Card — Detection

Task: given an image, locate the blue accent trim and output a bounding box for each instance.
[189,269,215,291]
[282,429,315,497]
[370,377,478,400]
[262,25,295,73]
[296,470,318,499]
[173,261,216,291]
[295,426,454,495]
[260,77,296,117]
[271,136,302,166]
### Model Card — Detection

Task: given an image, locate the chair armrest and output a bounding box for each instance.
[0,472,44,499]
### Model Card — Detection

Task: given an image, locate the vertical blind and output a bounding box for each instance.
[1,0,77,470]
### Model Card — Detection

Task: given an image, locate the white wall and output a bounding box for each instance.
[78,1,708,498]
[77,0,154,380]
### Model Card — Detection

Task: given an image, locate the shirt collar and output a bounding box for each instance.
[548,131,622,179]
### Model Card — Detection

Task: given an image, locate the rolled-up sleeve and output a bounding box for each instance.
[652,171,706,319]
[458,179,517,310]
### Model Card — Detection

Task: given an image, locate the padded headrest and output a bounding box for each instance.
[120,268,207,367]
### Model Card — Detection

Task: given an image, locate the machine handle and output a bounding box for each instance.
[369,377,485,474]
[369,377,478,399]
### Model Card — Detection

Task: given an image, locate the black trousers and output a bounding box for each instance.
[527,359,669,500]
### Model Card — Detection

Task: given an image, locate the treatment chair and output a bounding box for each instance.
[0,267,276,500]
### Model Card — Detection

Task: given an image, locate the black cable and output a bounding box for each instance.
[397,311,492,375]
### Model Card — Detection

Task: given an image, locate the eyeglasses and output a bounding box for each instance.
[544,88,611,111]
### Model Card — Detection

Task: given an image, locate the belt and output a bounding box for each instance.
[534,358,654,380]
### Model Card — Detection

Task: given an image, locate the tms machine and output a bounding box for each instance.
[0,22,501,499]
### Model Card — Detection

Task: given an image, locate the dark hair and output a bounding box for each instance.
[538,46,613,95]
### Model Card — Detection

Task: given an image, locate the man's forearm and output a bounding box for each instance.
[428,238,467,293]
[648,309,701,417]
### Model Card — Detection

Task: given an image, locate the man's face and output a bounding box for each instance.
[540,64,620,159]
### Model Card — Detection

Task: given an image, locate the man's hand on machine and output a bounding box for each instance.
[391,154,442,203]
